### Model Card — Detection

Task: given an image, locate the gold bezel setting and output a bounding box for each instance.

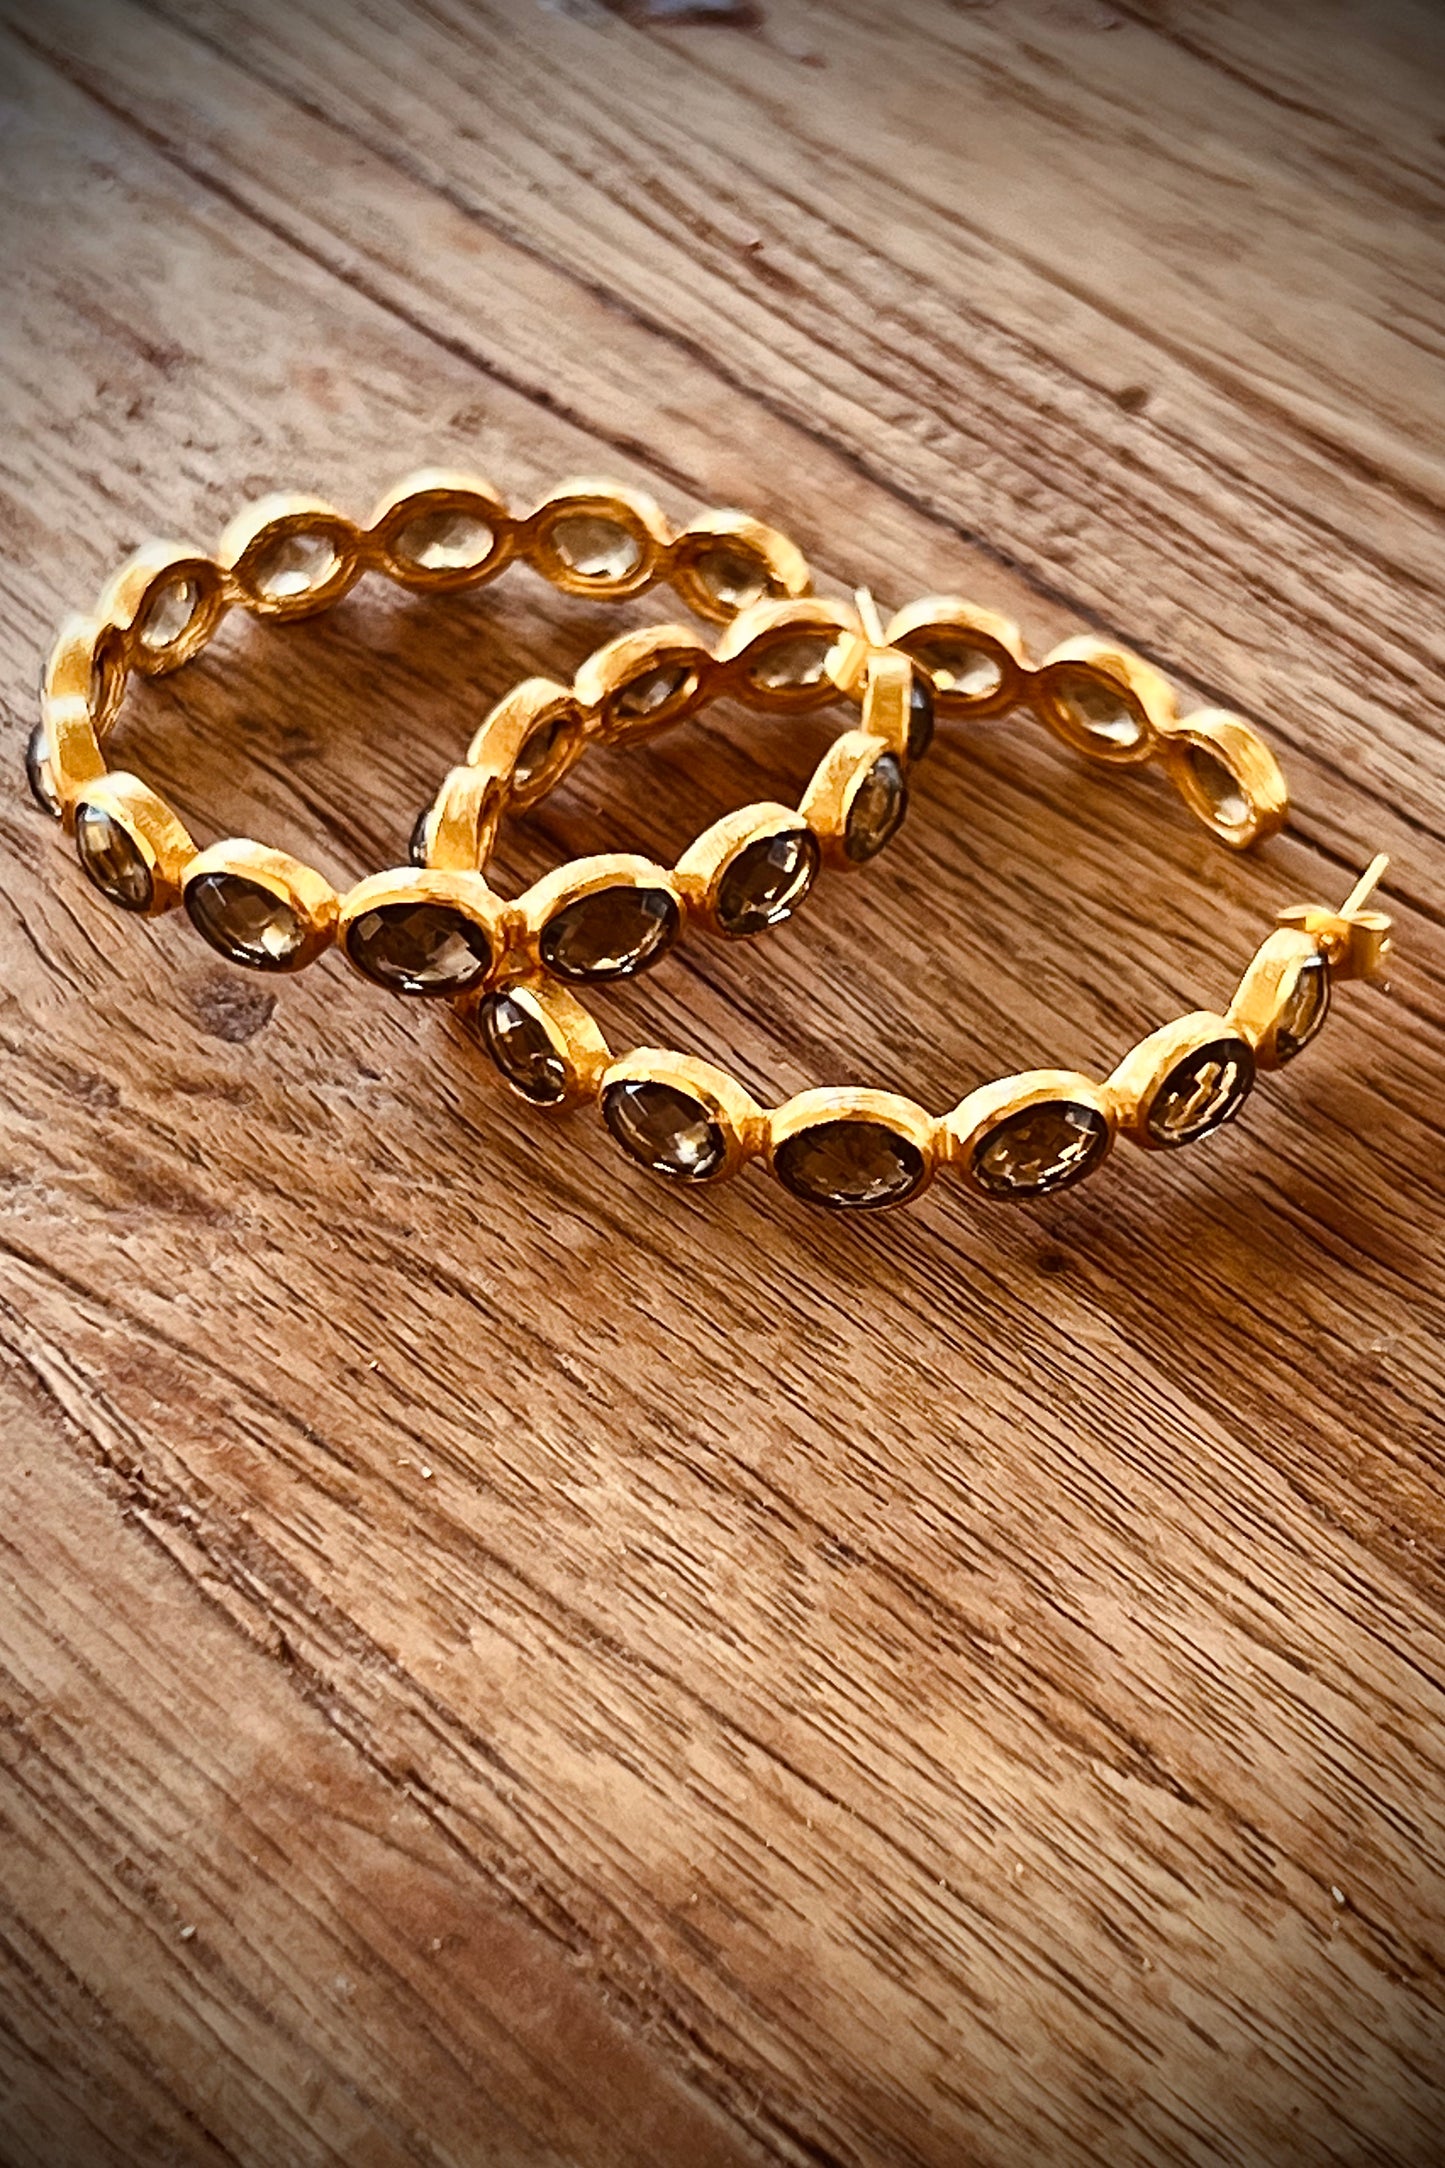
[183,840,339,973]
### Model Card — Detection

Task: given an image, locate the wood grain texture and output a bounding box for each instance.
[0,2,1442,2163]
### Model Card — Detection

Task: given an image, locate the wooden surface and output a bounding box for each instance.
[2,1,1443,2162]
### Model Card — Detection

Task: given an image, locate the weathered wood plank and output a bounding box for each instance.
[0,2,1442,2164]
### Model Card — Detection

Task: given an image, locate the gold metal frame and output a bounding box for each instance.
[182,839,339,972]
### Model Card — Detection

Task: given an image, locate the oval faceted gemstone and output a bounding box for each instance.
[75,803,153,911]
[1185,742,1250,831]
[845,751,907,862]
[693,542,771,614]
[549,514,641,582]
[1274,952,1330,1062]
[603,1078,725,1182]
[906,673,936,761]
[715,827,819,937]
[1146,1034,1255,1147]
[908,636,1003,703]
[24,722,62,819]
[139,575,200,652]
[774,1117,926,1211]
[476,989,569,1105]
[409,805,433,867]
[513,714,573,792]
[750,632,834,692]
[395,508,493,573]
[612,662,694,724]
[253,529,339,600]
[1050,665,1144,748]
[539,885,678,982]
[970,1100,1110,1199]
[185,871,308,970]
[345,899,492,995]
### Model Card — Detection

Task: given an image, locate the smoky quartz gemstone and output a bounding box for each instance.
[1146,1034,1255,1147]
[970,1100,1111,1199]
[539,884,679,982]
[409,806,432,868]
[345,899,493,995]
[24,722,63,819]
[476,989,569,1105]
[185,872,308,970]
[845,751,907,863]
[692,543,771,615]
[75,803,153,912]
[1049,666,1145,750]
[1274,953,1330,1062]
[603,1078,726,1182]
[715,828,819,937]
[1184,742,1250,832]
[906,672,936,762]
[773,1117,927,1211]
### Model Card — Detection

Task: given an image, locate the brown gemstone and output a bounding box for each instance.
[774,1117,926,1210]
[1185,742,1250,832]
[345,899,492,995]
[539,884,678,981]
[603,1078,725,1181]
[845,751,907,862]
[905,635,1003,703]
[693,542,772,614]
[1146,1035,1255,1147]
[715,827,819,937]
[185,871,308,970]
[1049,665,1144,749]
[253,529,339,601]
[1274,953,1330,1062]
[409,805,433,867]
[394,508,493,573]
[475,989,569,1105]
[549,514,641,582]
[611,662,695,725]
[513,714,574,793]
[970,1100,1110,1199]
[24,722,62,819]
[906,672,936,761]
[139,575,200,651]
[750,632,834,692]
[75,802,153,911]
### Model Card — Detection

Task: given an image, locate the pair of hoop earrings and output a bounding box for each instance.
[28,470,1393,1213]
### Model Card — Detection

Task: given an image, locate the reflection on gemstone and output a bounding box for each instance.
[346,899,492,995]
[513,715,572,792]
[139,576,200,651]
[254,530,338,600]
[395,508,493,572]
[540,884,678,981]
[970,1100,1110,1198]
[612,662,693,723]
[906,672,936,761]
[845,751,907,862]
[603,1078,725,1181]
[75,803,153,912]
[908,637,1003,702]
[715,828,819,937]
[1050,665,1144,747]
[694,543,771,614]
[1274,953,1330,1062]
[1146,1035,1255,1146]
[750,633,834,692]
[186,871,308,969]
[1185,742,1250,831]
[550,514,642,582]
[409,805,433,868]
[476,989,569,1105]
[24,722,63,819]
[774,1117,926,1210]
